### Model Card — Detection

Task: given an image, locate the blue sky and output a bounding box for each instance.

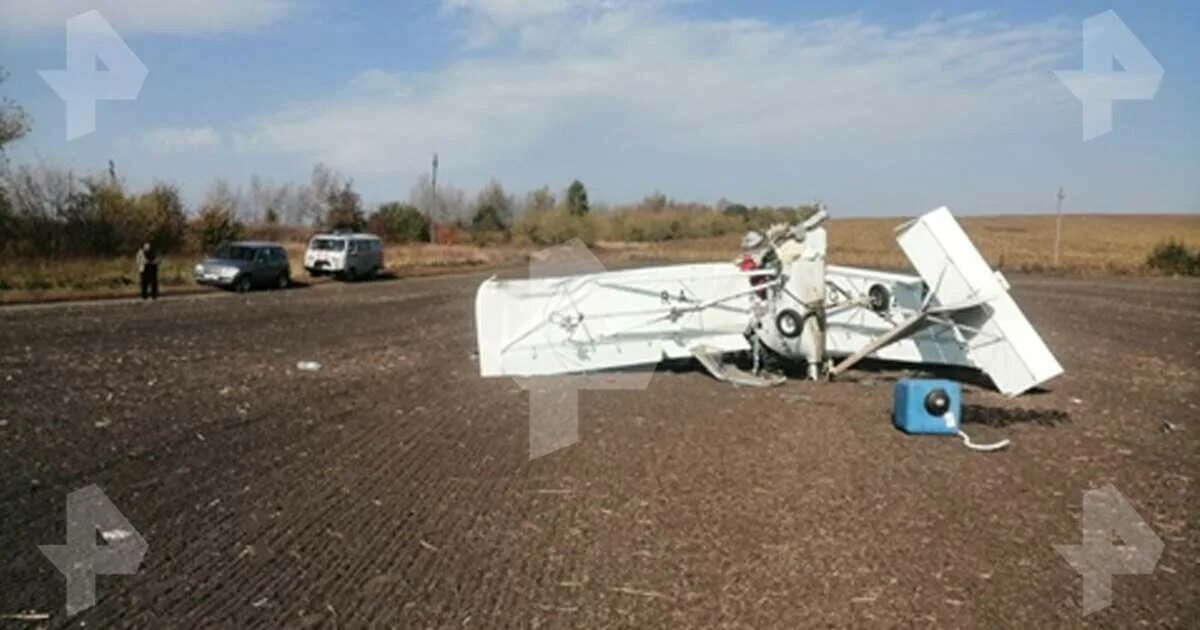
[1,0,1197,216]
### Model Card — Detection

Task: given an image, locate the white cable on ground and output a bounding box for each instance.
[957,430,1010,452]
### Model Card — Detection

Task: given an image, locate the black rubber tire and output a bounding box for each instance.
[234,275,252,293]
[276,273,290,290]
[868,284,891,313]
[775,309,804,339]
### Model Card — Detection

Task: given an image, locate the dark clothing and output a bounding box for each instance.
[140,263,159,300]
[136,246,160,300]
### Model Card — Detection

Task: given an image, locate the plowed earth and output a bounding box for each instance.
[1,272,1196,628]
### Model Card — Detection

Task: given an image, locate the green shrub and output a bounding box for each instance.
[134,184,188,253]
[190,204,245,252]
[1146,239,1199,275]
[368,202,428,243]
[514,210,596,245]
[722,204,749,219]
[594,208,745,242]
[468,179,514,244]
[565,180,589,216]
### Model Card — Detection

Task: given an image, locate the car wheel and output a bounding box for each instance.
[277,272,290,290]
[234,275,252,293]
[347,267,358,282]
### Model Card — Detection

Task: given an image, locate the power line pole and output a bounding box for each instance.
[1053,186,1065,266]
[430,152,439,244]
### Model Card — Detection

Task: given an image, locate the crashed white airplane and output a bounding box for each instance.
[475,207,1062,396]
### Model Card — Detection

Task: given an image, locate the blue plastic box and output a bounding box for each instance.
[893,379,961,436]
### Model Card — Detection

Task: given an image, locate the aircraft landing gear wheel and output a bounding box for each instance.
[775,309,804,339]
[868,284,891,313]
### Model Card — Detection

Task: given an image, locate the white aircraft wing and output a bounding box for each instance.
[476,263,754,377]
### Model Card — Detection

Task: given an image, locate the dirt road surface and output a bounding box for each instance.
[1,272,1196,628]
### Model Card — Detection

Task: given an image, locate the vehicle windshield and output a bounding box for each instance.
[213,245,259,261]
[311,238,346,251]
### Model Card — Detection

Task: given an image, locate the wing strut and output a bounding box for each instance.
[829,311,929,377]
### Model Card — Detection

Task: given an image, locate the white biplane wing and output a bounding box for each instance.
[476,263,755,377]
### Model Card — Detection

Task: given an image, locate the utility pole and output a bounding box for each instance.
[1053,186,1065,267]
[430,153,439,244]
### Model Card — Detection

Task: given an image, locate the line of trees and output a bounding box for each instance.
[0,162,371,257]
[0,158,819,257]
[510,186,817,245]
[2,166,189,257]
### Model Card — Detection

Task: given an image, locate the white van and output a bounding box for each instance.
[304,233,384,280]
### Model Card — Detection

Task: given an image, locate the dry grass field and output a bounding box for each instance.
[834,214,1200,274]
[0,213,1195,304]
[608,213,1200,274]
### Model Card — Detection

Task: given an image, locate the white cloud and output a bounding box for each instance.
[237,7,1077,183]
[443,0,578,25]
[0,0,295,35]
[442,0,662,48]
[143,126,222,153]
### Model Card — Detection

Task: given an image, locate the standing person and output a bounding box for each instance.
[136,243,160,300]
